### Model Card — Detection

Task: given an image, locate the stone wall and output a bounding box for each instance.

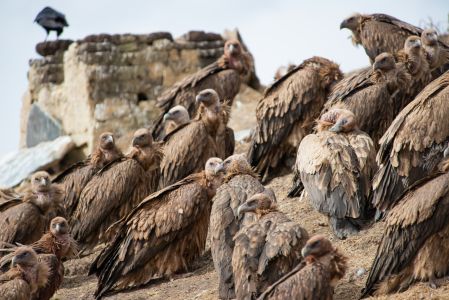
[21,31,231,154]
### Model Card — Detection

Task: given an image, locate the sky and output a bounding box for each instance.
[0,0,447,157]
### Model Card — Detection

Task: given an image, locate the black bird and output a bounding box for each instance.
[34,7,69,40]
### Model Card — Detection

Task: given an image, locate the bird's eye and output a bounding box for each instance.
[312,240,320,247]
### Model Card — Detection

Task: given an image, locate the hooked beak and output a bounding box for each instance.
[163,112,172,122]
[55,224,62,233]
[229,44,237,54]
[444,146,449,158]
[214,163,224,175]
[237,202,254,217]
[329,121,343,132]
[40,178,47,186]
[196,93,206,104]
[132,138,139,147]
[340,20,347,30]
[11,256,17,267]
[301,245,311,258]
[106,135,114,144]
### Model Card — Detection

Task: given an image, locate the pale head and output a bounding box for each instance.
[98,132,115,151]
[224,39,243,58]
[318,108,357,133]
[340,13,362,31]
[50,216,69,236]
[11,246,38,269]
[132,128,153,148]
[195,89,220,108]
[163,105,190,125]
[301,235,334,259]
[237,190,276,217]
[421,28,439,46]
[373,52,396,72]
[31,171,51,193]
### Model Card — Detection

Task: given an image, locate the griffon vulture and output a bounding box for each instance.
[159,105,190,139]
[210,154,264,299]
[34,7,68,39]
[53,132,122,219]
[70,128,163,249]
[373,71,449,212]
[232,192,309,299]
[90,158,225,299]
[0,247,49,300]
[289,109,376,239]
[152,39,251,138]
[159,89,232,188]
[323,52,410,146]
[0,171,64,245]
[421,28,449,76]
[362,159,449,297]
[258,235,347,300]
[340,13,422,63]
[247,56,343,182]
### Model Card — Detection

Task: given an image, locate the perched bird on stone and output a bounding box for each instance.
[34,7,69,40]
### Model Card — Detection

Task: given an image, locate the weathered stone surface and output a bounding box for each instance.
[0,136,74,188]
[179,31,223,42]
[35,39,74,57]
[26,103,63,147]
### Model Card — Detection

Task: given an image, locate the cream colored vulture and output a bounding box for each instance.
[373,71,449,213]
[210,154,264,299]
[70,128,163,249]
[340,13,422,63]
[90,158,225,299]
[362,159,449,297]
[152,39,251,139]
[247,56,343,182]
[258,235,347,300]
[0,171,64,245]
[322,52,410,146]
[159,89,233,188]
[0,247,49,300]
[232,192,309,300]
[53,132,123,219]
[290,109,376,239]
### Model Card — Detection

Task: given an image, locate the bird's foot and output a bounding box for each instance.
[397,276,413,293]
[428,275,439,289]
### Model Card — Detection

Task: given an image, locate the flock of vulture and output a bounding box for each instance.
[1,10,449,300]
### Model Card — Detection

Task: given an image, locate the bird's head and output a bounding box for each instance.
[163,105,190,126]
[404,35,422,53]
[237,189,276,218]
[301,235,334,261]
[222,154,251,175]
[224,39,243,58]
[31,171,51,193]
[50,216,69,236]
[132,128,152,148]
[421,28,439,46]
[340,13,361,31]
[373,52,395,72]
[196,89,220,109]
[98,132,115,150]
[318,108,357,133]
[205,157,225,177]
[11,246,38,269]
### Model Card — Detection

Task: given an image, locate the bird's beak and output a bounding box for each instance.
[214,163,225,175]
[11,256,17,267]
[340,20,347,30]
[132,138,139,147]
[106,135,114,144]
[329,121,343,133]
[56,224,62,233]
[237,202,254,217]
[229,44,236,54]
[444,146,449,158]
[301,245,311,258]
[412,40,421,48]
[41,178,47,186]
[196,94,205,103]
[163,113,171,122]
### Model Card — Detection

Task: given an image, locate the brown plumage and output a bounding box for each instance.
[53,132,123,219]
[273,64,295,81]
[362,160,449,297]
[210,154,264,299]
[393,36,433,111]
[159,105,190,140]
[232,192,309,299]
[89,158,225,299]
[152,39,251,139]
[323,52,410,146]
[340,13,422,63]
[421,28,449,76]
[372,71,449,213]
[70,128,162,249]
[258,235,347,300]
[159,89,233,188]
[0,189,21,205]
[0,171,64,245]
[247,56,343,183]
[290,109,376,239]
[0,247,49,300]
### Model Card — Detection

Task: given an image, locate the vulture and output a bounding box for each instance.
[290,109,376,239]
[393,35,432,110]
[89,158,225,299]
[0,171,64,245]
[340,13,422,63]
[232,192,309,299]
[247,56,343,182]
[322,52,410,146]
[258,235,348,300]
[0,189,21,205]
[53,132,123,219]
[0,247,49,300]
[372,71,449,213]
[34,7,69,39]
[0,217,77,300]
[362,158,449,297]
[159,105,190,139]
[152,39,251,138]
[70,128,163,249]
[421,28,449,76]
[210,154,264,299]
[159,89,233,188]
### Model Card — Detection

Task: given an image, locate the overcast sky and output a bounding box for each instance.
[0,0,447,157]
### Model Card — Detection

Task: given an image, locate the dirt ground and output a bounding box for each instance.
[54,90,449,299]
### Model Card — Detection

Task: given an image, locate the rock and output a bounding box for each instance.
[0,136,74,188]
[35,39,74,57]
[26,103,63,147]
[180,31,223,42]
[355,267,366,278]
